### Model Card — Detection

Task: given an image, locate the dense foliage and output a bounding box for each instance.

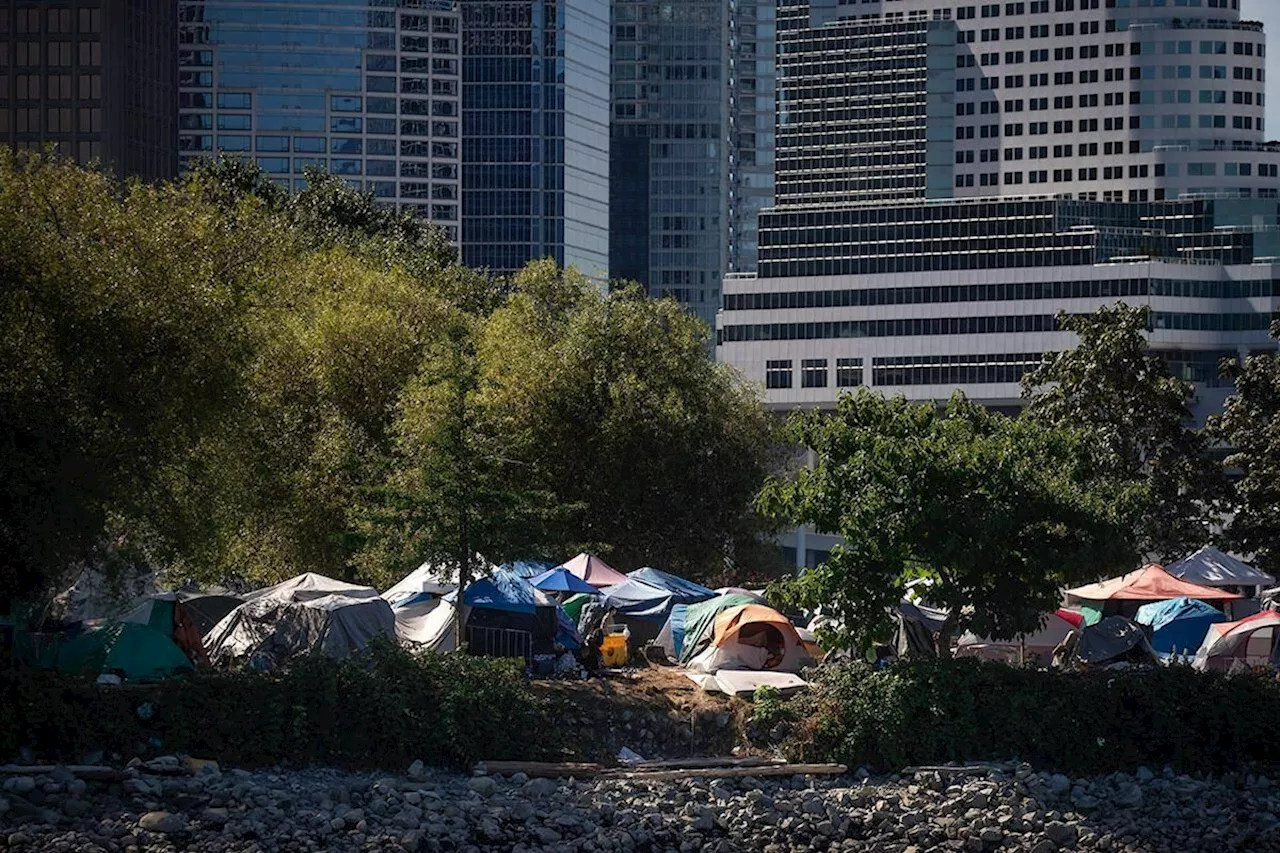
[0,642,543,771]
[772,659,1280,776]
[1020,303,1227,562]
[0,152,781,599]
[1213,321,1280,577]
[759,390,1137,654]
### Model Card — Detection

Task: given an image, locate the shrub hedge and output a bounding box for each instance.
[0,642,546,771]
[775,658,1280,776]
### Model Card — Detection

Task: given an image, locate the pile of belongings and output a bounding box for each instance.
[205,573,395,669]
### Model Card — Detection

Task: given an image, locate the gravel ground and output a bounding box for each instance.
[2,759,1278,853]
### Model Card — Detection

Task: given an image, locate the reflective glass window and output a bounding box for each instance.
[331,96,362,112]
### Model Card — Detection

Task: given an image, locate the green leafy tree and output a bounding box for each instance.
[1211,321,1280,575]
[475,261,784,581]
[1020,302,1226,562]
[758,390,1137,656]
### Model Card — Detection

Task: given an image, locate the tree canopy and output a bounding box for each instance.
[759,390,1138,655]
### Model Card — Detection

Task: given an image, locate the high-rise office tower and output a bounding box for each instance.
[177,1,463,243]
[716,0,1280,568]
[461,0,610,279]
[0,0,177,181]
[727,0,777,278]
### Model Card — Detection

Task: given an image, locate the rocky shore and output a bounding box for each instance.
[2,759,1277,852]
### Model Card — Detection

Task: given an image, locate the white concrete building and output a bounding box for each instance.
[717,0,1280,568]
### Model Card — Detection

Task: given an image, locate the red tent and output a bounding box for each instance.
[1066,563,1243,603]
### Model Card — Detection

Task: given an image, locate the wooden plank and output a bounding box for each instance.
[601,763,847,782]
[475,761,604,778]
[630,756,785,770]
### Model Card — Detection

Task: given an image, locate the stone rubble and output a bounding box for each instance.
[0,759,1277,852]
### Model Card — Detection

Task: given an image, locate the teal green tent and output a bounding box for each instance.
[56,623,193,682]
[654,593,759,663]
[562,592,595,624]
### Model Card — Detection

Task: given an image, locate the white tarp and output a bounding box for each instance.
[685,670,809,696]
[206,573,395,667]
[382,562,459,605]
[1167,546,1275,588]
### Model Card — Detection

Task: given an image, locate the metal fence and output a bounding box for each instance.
[464,625,533,664]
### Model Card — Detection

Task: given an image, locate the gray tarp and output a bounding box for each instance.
[1073,616,1159,666]
[205,574,395,667]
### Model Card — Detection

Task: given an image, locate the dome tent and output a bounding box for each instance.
[57,622,193,682]
[1193,610,1280,671]
[205,573,395,668]
[1135,597,1226,657]
[381,562,459,646]
[685,603,814,675]
[655,593,759,663]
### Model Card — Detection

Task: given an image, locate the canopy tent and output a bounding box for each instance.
[57,622,193,682]
[685,604,815,675]
[530,567,599,595]
[1065,564,1242,621]
[957,609,1080,666]
[1193,610,1280,671]
[559,553,628,588]
[1135,596,1226,657]
[412,570,580,659]
[1072,616,1159,666]
[121,593,218,667]
[655,593,759,663]
[1167,546,1275,589]
[206,573,395,668]
[626,568,715,604]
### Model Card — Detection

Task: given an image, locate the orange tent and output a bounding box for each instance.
[1193,610,1280,671]
[1065,563,1243,603]
[686,604,813,674]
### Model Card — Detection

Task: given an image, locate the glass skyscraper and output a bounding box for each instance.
[177,0,462,242]
[461,0,609,279]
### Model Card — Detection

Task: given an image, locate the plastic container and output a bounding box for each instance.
[601,632,630,667]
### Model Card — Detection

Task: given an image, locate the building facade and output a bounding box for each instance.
[717,0,1280,568]
[461,0,609,279]
[177,0,463,243]
[609,0,776,327]
[0,0,177,181]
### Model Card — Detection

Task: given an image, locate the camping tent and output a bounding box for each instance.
[122,592,228,667]
[957,609,1080,666]
[412,570,580,660]
[382,563,459,646]
[56,622,193,682]
[559,553,628,588]
[655,593,759,663]
[498,560,557,580]
[1167,546,1275,589]
[1072,616,1159,666]
[205,573,395,668]
[382,562,456,605]
[685,604,814,675]
[1065,563,1242,621]
[1135,597,1226,657]
[1192,610,1280,671]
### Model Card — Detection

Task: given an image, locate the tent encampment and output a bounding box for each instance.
[1065,563,1242,621]
[57,622,194,682]
[413,570,580,660]
[957,609,1080,666]
[1134,597,1226,657]
[559,553,628,588]
[1167,546,1275,589]
[655,593,759,663]
[684,603,814,675]
[1072,616,1159,666]
[205,573,396,668]
[1192,610,1280,671]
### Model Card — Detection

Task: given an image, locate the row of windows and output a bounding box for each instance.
[764,358,863,389]
[720,312,1273,343]
[722,277,1279,311]
[178,135,461,162]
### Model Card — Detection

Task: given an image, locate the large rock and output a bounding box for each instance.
[138,811,188,834]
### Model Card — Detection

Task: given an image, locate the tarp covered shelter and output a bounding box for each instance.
[655,593,759,663]
[1167,546,1275,589]
[896,600,950,659]
[206,573,395,668]
[382,562,456,605]
[626,568,715,603]
[1135,596,1226,657]
[1193,610,1280,671]
[685,603,814,674]
[559,553,628,588]
[957,609,1079,666]
[57,622,193,682]
[413,570,580,659]
[1065,563,1241,621]
[381,563,458,646]
[1072,616,1158,666]
[498,560,557,580]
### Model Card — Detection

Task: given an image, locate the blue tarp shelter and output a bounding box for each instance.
[497,560,557,580]
[1135,596,1226,656]
[445,570,580,651]
[626,568,714,604]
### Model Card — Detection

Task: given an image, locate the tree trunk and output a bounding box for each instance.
[935,608,961,659]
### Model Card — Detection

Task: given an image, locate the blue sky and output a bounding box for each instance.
[1240,0,1280,135]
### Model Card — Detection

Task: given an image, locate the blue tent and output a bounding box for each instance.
[1135,597,1226,656]
[626,568,714,604]
[602,578,678,622]
[446,570,580,651]
[497,560,556,580]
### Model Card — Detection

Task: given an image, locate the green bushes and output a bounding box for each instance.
[0,643,547,771]
[777,659,1280,775]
